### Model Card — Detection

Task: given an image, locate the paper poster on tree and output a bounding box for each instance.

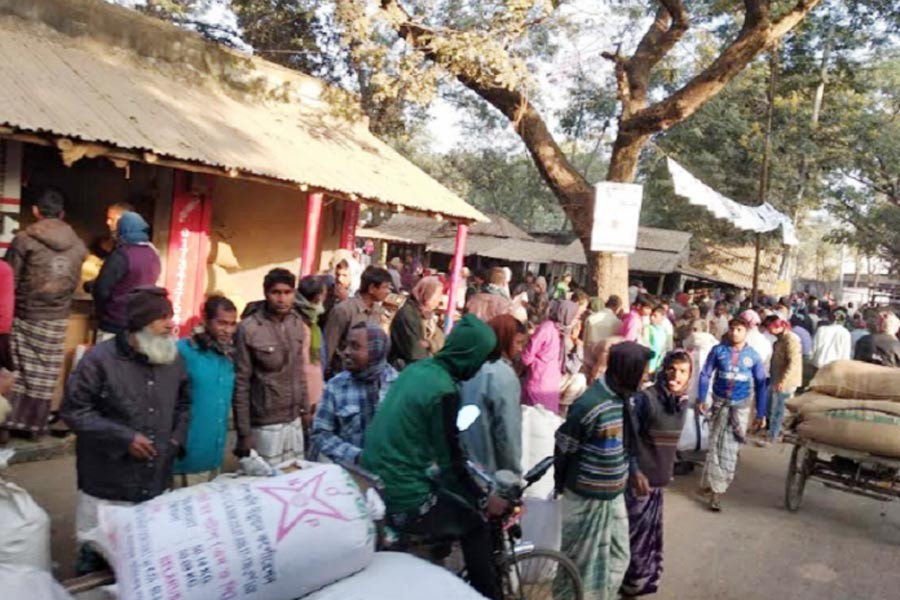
[591,182,643,255]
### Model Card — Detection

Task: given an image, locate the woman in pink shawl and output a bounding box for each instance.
[521,300,580,414]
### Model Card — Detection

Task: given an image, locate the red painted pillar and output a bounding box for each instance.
[340,200,360,250]
[301,192,324,277]
[444,222,469,333]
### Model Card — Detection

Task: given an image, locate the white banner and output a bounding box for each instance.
[667,158,798,246]
[591,182,643,254]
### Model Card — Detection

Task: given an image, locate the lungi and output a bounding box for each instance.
[74,491,135,575]
[621,488,664,597]
[173,470,219,488]
[700,397,751,495]
[558,491,630,600]
[4,318,68,435]
[253,417,305,466]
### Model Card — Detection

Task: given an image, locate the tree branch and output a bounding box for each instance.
[379,0,594,216]
[742,0,771,31]
[621,0,822,136]
[621,1,689,110]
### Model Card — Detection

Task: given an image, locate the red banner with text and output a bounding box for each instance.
[164,171,212,337]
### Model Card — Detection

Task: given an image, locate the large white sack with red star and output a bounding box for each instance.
[89,464,375,600]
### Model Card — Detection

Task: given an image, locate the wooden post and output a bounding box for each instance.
[444,223,469,333]
[753,46,779,305]
[301,192,324,277]
[340,200,360,250]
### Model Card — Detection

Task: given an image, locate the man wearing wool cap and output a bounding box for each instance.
[62,286,190,574]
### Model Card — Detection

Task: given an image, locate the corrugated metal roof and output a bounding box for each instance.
[0,3,486,222]
[358,214,445,244]
[555,241,685,274]
[467,213,533,240]
[361,212,531,244]
[428,236,558,263]
[362,214,692,274]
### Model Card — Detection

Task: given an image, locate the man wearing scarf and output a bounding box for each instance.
[310,323,397,464]
[390,276,444,370]
[555,342,653,600]
[172,295,237,487]
[621,350,693,598]
[296,276,327,410]
[92,211,161,341]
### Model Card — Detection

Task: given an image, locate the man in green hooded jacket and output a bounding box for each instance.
[362,314,506,599]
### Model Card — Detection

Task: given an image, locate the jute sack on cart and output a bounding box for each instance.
[89,463,375,600]
[809,360,900,401]
[795,396,900,458]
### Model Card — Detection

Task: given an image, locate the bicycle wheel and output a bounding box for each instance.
[502,548,583,600]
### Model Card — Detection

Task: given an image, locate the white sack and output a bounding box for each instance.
[0,564,74,600]
[520,406,562,499]
[519,497,561,582]
[304,552,487,600]
[91,464,374,600]
[0,476,52,570]
[677,408,709,453]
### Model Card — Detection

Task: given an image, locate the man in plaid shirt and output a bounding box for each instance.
[310,323,397,465]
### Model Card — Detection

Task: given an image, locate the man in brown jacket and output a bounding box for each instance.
[3,188,87,441]
[323,265,391,377]
[233,268,309,465]
[763,315,803,443]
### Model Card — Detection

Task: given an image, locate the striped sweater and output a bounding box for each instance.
[554,377,628,500]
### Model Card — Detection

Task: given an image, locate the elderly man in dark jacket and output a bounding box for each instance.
[62,286,190,574]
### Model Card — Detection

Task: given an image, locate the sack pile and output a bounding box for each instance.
[520,405,562,499]
[787,361,900,458]
[89,463,375,600]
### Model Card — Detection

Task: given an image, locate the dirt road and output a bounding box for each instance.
[5,441,900,598]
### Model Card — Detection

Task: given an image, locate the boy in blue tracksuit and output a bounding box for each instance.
[697,317,767,511]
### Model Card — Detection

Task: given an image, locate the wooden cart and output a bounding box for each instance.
[783,433,900,512]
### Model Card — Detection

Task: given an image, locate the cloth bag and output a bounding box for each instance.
[520,405,563,499]
[0,564,73,600]
[304,552,486,600]
[677,407,709,453]
[0,450,52,571]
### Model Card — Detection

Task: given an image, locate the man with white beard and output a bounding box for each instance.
[62,286,190,574]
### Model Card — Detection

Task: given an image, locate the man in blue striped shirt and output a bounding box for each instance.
[698,317,768,511]
[309,323,397,465]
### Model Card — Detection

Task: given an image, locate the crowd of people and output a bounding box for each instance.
[1,187,899,599]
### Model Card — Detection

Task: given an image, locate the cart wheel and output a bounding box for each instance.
[785,445,811,512]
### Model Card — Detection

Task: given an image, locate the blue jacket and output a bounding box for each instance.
[173,337,235,474]
[698,342,768,416]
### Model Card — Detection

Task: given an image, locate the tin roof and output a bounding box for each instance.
[0,0,486,222]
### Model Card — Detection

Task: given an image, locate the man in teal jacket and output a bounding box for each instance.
[173,296,237,486]
[362,314,506,599]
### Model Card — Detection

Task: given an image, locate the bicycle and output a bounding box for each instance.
[345,456,584,600]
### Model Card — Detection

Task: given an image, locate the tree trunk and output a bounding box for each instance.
[579,131,649,303]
